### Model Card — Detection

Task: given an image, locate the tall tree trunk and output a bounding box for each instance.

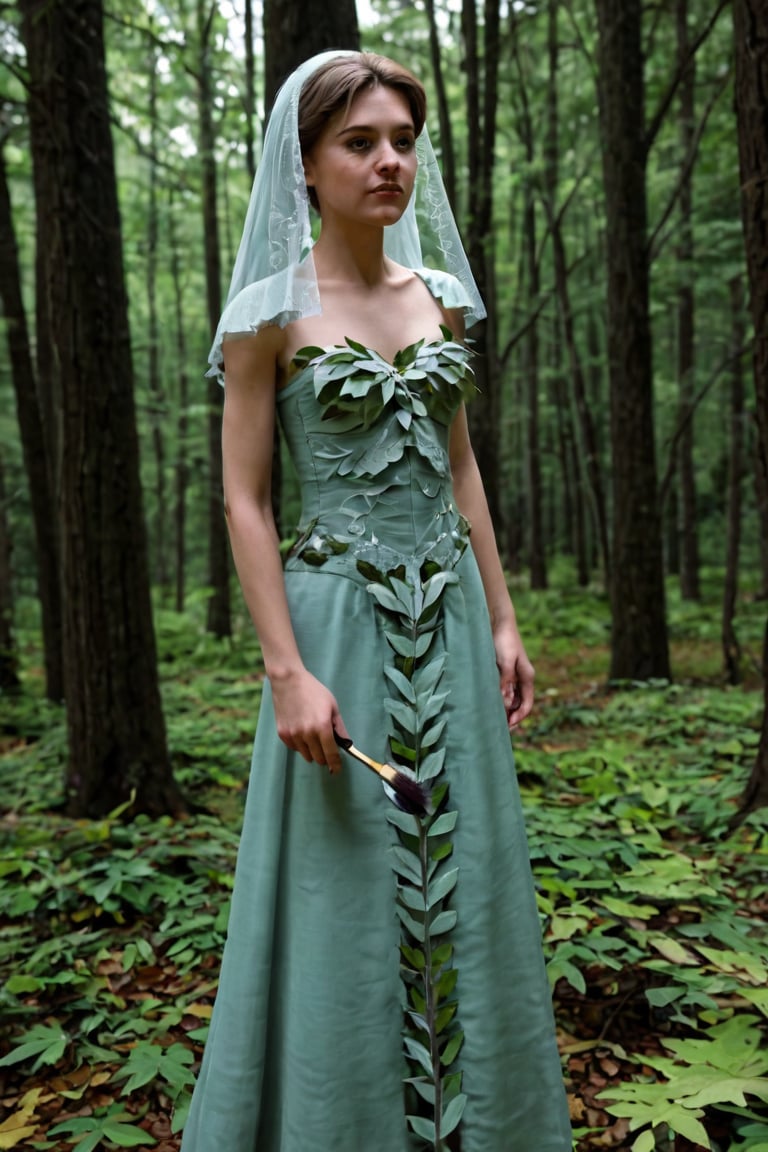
[543,0,608,584]
[146,44,168,594]
[424,0,457,210]
[676,0,701,600]
[263,0,359,98]
[0,137,64,701]
[169,192,190,614]
[462,0,503,536]
[722,277,745,686]
[732,0,768,816]
[523,188,547,589]
[755,439,768,600]
[0,454,20,694]
[19,0,184,818]
[197,0,231,638]
[244,0,257,181]
[594,0,670,681]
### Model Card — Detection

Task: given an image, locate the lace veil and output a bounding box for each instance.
[207,49,485,382]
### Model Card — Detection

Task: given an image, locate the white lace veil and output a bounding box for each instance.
[207,49,486,381]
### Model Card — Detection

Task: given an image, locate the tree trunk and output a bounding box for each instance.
[755,439,768,600]
[20,0,184,818]
[732,0,768,816]
[0,453,20,694]
[676,0,701,601]
[594,0,670,681]
[424,0,457,210]
[146,45,168,594]
[0,137,64,701]
[197,0,231,639]
[462,0,503,537]
[722,277,745,686]
[263,0,359,99]
[244,0,257,181]
[169,192,190,615]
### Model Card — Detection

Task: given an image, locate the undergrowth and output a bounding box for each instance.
[0,577,766,1151]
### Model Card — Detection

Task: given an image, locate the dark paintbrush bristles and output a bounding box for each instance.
[334,730,431,817]
[387,769,430,817]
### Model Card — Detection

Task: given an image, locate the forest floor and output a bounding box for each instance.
[0,572,766,1152]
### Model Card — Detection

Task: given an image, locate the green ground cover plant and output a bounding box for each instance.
[0,578,765,1151]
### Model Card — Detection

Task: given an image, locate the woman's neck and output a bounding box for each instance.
[311,227,390,288]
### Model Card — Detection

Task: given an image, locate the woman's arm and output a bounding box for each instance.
[449,405,535,728]
[222,328,347,770]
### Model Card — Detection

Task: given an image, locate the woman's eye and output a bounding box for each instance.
[396,137,415,151]
[347,138,370,151]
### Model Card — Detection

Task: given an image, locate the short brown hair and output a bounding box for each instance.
[299,53,427,180]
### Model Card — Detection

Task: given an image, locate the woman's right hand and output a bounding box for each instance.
[270,667,348,774]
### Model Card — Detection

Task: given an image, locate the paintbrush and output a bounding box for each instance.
[333,731,430,817]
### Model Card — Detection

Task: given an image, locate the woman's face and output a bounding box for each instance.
[303,84,418,228]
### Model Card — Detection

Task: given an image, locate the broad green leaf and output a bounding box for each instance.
[407,1115,436,1142]
[427,867,459,908]
[396,906,425,943]
[429,910,458,937]
[403,1036,433,1076]
[440,1030,464,1067]
[441,1092,467,1137]
[383,665,417,704]
[428,810,458,837]
[390,846,422,886]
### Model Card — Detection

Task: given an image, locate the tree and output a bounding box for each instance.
[732,0,768,816]
[263,0,359,99]
[19,0,184,818]
[0,131,64,701]
[593,0,671,681]
[196,0,231,639]
[0,452,19,694]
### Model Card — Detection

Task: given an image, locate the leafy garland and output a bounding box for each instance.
[358,551,469,1151]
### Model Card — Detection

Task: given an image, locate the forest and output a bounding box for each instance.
[0,0,767,1149]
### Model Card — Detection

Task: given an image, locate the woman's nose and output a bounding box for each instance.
[376,143,401,171]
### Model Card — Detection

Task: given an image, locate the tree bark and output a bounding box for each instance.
[676,0,701,601]
[263,0,359,100]
[169,193,190,615]
[594,0,671,681]
[0,454,20,694]
[462,0,503,537]
[732,0,768,816]
[0,136,64,701]
[722,277,745,686]
[19,0,184,817]
[197,0,231,639]
[146,44,169,594]
[424,0,457,210]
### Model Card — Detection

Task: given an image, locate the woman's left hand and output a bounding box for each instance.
[493,621,535,730]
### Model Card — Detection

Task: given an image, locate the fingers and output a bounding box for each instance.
[272,671,346,773]
[501,659,535,730]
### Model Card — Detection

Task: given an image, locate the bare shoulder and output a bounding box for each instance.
[222,324,287,391]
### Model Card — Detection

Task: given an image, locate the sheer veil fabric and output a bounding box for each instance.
[206,49,486,384]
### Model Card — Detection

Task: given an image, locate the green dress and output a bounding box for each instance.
[181,275,572,1152]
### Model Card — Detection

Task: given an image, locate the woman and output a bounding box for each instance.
[181,50,572,1152]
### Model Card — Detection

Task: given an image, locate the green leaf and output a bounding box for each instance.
[429,909,458,936]
[441,1092,467,1136]
[396,906,425,943]
[428,810,458,837]
[390,846,423,885]
[403,1036,433,1076]
[440,1030,464,1067]
[407,1115,436,1142]
[405,1077,436,1105]
[427,866,459,908]
[418,748,446,782]
[386,808,420,836]
[383,664,417,703]
[103,1121,157,1146]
